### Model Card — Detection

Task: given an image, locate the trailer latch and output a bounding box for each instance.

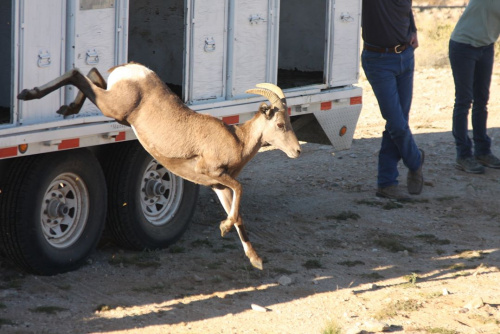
[86,49,100,65]
[204,38,216,52]
[249,14,266,25]
[340,12,354,23]
[37,51,51,68]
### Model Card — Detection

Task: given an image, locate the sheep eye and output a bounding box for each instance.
[277,123,285,129]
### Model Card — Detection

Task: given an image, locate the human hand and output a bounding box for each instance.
[410,32,419,49]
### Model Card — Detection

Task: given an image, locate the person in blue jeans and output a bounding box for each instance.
[449,0,500,174]
[361,0,424,200]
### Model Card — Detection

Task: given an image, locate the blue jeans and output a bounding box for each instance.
[362,47,422,188]
[449,40,494,158]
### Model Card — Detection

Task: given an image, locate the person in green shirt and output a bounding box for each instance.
[449,0,500,173]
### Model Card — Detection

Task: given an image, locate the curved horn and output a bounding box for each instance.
[256,83,287,111]
[245,88,282,109]
[256,83,285,100]
[246,83,287,110]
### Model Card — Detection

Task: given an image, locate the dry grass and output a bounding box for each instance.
[413,3,500,69]
[414,0,466,6]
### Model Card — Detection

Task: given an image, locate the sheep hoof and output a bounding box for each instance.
[57,104,80,116]
[57,105,71,116]
[219,219,233,237]
[17,88,38,100]
[250,257,263,270]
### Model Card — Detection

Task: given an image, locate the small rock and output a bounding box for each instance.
[251,304,268,312]
[278,275,292,286]
[442,288,449,296]
[0,289,17,298]
[193,274,204,282]
[363,320,391,332]
[345,327,363,334]
[464,297,484,310]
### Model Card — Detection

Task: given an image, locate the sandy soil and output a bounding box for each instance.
[2,11,500,334]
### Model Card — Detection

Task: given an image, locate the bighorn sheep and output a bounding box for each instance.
[18,62,301,270]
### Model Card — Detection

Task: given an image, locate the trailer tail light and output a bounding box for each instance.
[18,144,28,154]
[350,96,362,105]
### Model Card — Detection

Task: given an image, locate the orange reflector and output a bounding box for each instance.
[321,101,332,110]
[18,144,28,154]
[222,115,239,125]
[115,132,126,141]
[0,146,18,158]
[350,96,362,105]
[58,138,80,150]
[339,126,347,137]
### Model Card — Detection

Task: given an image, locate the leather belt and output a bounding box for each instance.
[363,43,408,54]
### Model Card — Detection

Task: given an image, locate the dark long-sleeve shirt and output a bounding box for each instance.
[362,0,417,48]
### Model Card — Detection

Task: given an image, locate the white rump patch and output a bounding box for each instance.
[107,64,152,90]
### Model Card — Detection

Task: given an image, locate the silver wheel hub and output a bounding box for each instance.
[41,173,89,248]
[140,160,183,226]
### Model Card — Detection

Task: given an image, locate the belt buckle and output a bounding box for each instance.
[394,44,402,54]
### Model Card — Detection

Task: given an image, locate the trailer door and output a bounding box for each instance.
[186,0,228,103]
[71,0,118,116]
[18,0,65,125]
[327,0,361,87]
[228,0,276,99]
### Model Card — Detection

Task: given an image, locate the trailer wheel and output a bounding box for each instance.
[101,141,199,250]
[0,150,106,275]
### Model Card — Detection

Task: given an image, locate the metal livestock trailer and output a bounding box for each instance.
[0,0,363,274]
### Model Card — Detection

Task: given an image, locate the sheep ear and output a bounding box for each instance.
[259,103,274,119]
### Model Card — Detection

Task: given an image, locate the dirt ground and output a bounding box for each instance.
[2,11,500,334]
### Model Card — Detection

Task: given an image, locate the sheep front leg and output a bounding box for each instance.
[235,221,263,270]
[210,174,263,270]
[212,187,236,236]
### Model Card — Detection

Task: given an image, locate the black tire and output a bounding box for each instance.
[0,149,107,275]
[100,141,199,250]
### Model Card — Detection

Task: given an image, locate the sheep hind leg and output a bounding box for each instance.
[17,69,81,101]
[58,68,107,116]
[212,186,236,237]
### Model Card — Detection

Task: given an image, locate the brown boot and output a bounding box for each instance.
[376,185,410,201]
[407,149,424,195]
